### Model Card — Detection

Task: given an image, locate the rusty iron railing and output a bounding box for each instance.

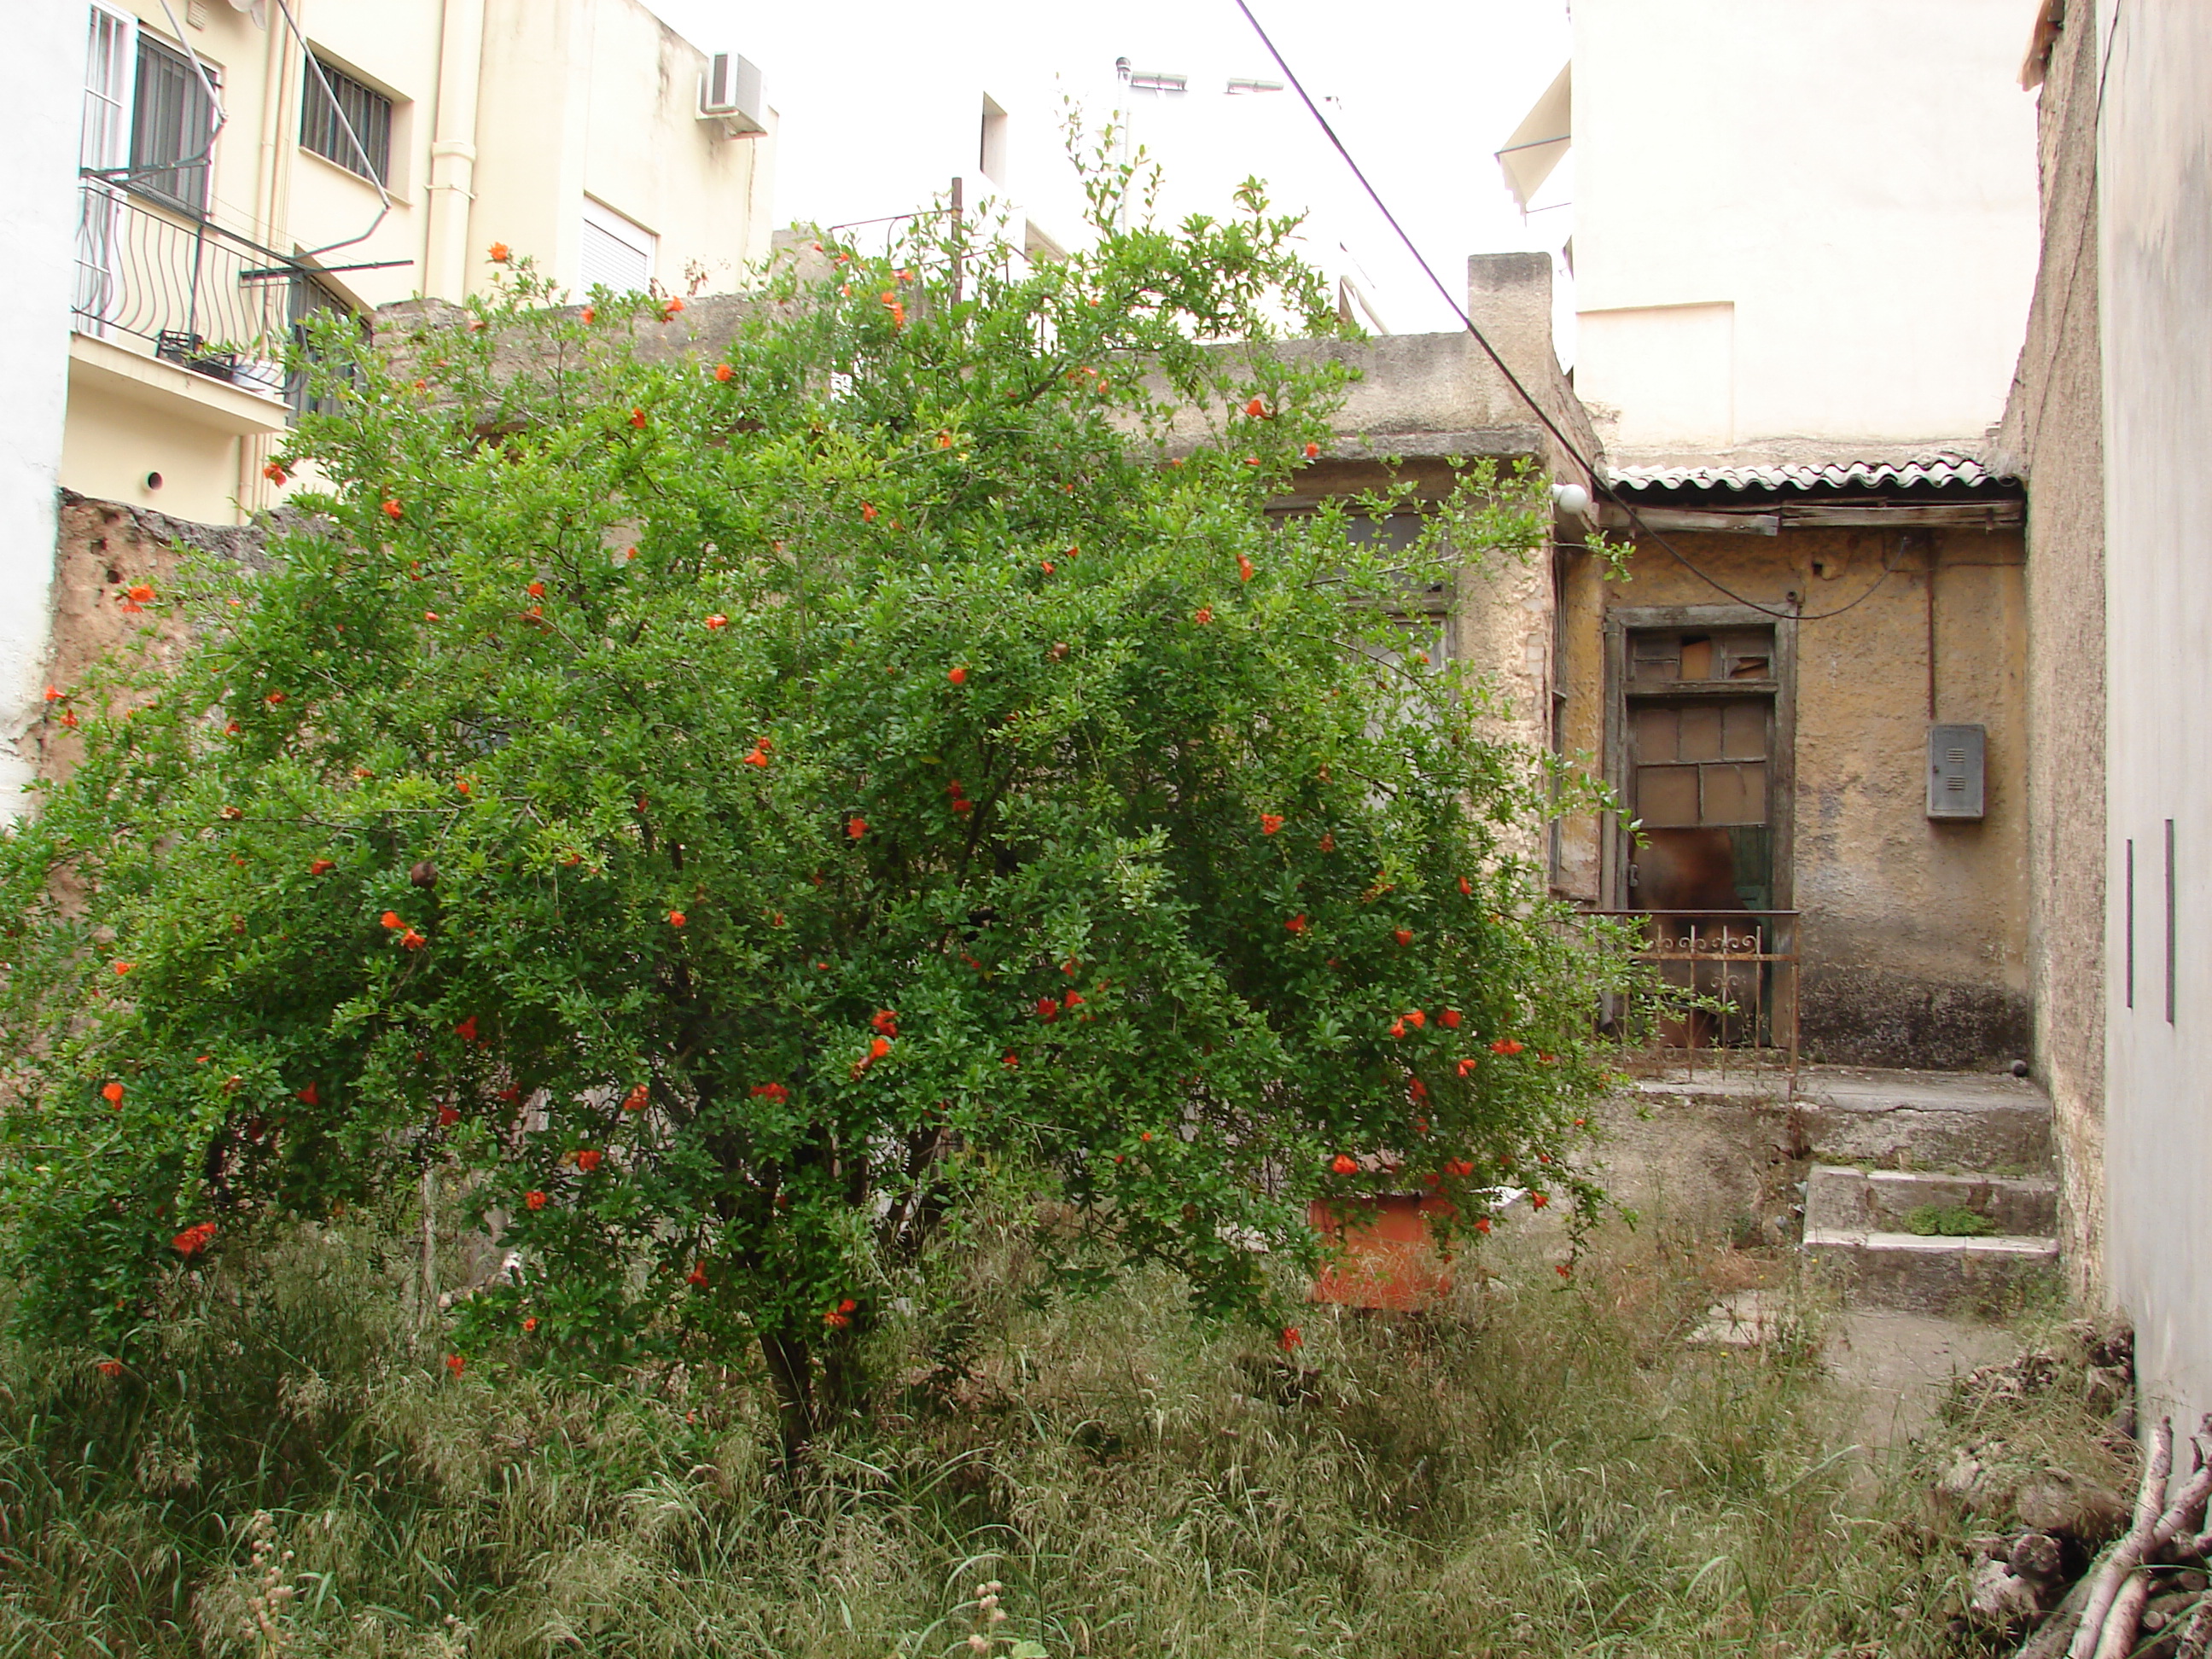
[1585,909,1800,1089]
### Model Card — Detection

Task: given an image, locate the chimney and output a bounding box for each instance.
[1465,252,1555,384]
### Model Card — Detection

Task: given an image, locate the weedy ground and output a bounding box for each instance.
[0,1207,2038,1657]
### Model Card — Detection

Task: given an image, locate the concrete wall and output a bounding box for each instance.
[1558,522,2034,1070]
[1569,0,2040,468]
[2095,0,2212,1430]
[1990,3,2108,1299]
[0,3,82,807]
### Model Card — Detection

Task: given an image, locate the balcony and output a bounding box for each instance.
[72,180,345,413]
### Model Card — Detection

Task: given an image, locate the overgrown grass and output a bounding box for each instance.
[0,1208,1990,1656]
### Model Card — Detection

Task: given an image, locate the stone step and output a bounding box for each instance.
[1794,1067,2053,1173]
[1802,1226,2059,1313]
[1804,1164,2058,1237]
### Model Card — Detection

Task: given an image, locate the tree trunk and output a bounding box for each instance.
[760,1330,815,1468]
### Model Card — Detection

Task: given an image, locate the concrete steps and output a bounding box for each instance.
[1794,1069,2061,1313]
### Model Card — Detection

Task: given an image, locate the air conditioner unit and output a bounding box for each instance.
[699,53,765,136]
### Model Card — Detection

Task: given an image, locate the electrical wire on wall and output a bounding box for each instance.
[1230,0,1907,626]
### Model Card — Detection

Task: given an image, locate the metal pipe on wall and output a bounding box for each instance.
[424,0,486,300]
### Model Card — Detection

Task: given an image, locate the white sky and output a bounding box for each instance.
[641,0,1574,338]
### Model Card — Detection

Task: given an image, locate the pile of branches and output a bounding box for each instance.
[2011,1412,2212,1659]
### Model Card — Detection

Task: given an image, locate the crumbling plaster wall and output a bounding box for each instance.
[1991,0,2108,1300]
[34,492,265,781]
[1557,522,2032,1070]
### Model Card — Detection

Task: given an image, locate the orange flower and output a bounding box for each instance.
[60,711,77,728]
[1330,1153,1359,1175]
[438,1105,459,1126]
[297,1084,321,1105]
[97,1359,124,1377]
[1489,1039,1524,1057]
[742,744,768,767]
[847,816,866,840]
[399,928,427,949]
[1260,813,1284,835]
[869,1035,891,1059]
[1405,1009,1425,1028]
[1474,1216,1492,1234]
[948,666,967,685]
[1245,397,1266,417]
[1285,913,1308,935]
[525,1190,547,1210]
[713,363,733,381]
[1319,832,1335,853]
[1303,441,1319,459]
[488,242,511,263]
[1444,1159,1475,1178]
[1279,1325,1303,1351]
[581,306,596,324]
[861,502,879,523]
[629,408,647,429]
[622,1084,650,1113]
[445,1353,466,1377]
[1457,1057,1477,1077]
[1441,1010,1461,1029]
[43,686,60,702]
[576,1149,602,1173]
[1394,928,1413,946]
[663,296,685,319]
[527,580,545,598]
[108,960,133,978]
[749,1081,791,1103]
[263,462,289,485]
[687,1262,709,1286]
[224,721,241,735]
[667,911,686,928]
[523,1316,538,1332]
[1458,876,1473,896]
[1389,1019,1406,1039]
[706,614,728,630]
[265,691,287,707]
[1193,607,1214,624]
[1407,1075,1429,1103]
[871,1009,899,1035]
[1035,996,1060,1023]
[1531,1191,1549,1209]
[102,1081,125,1107]
[381,498,402,519]
[1237,553,1254,582]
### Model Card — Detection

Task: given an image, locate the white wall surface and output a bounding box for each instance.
[2098,0,2212,1432]
[1569,0,2040,463]
[0,3,83,808]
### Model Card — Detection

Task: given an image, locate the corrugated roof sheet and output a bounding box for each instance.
[1606,452,2009,492]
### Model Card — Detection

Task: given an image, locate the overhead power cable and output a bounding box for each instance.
[1230,0,1905,624]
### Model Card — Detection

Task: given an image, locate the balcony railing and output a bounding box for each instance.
[72,179,346,412]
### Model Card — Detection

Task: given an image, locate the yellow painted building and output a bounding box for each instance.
[64,0,776,527]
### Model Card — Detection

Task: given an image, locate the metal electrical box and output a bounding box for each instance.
[1928,723,1987,819]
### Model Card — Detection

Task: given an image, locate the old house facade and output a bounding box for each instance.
[1487,0,2046,1075]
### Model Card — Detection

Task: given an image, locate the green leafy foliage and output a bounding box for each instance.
[0,156,1625,1422]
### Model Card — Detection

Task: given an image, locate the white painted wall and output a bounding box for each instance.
[2097,0,2212,1431]
[0,3,83,807]
[1567,0,2040,465]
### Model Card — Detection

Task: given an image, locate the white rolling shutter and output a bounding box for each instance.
[579,197,655,294]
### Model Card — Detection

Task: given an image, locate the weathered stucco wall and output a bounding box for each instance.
[1558,521,2032,1070]
[1992,1,2108,1300]
[2095,0,2212,1433]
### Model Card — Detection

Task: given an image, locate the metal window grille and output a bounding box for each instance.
[300,55,391,184]
[130,33,217,213]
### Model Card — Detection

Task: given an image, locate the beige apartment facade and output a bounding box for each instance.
[64,0,776,527]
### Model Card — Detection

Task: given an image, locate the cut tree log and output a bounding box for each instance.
[2091,1575,2151,1659]
[2017,1573,2096,1659]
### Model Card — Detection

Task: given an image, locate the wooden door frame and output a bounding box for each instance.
[1601,603,1798,913]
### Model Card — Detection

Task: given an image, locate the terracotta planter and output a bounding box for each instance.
[1309,1192,1458,1310]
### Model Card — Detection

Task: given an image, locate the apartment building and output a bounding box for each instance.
[63,0,777,528]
